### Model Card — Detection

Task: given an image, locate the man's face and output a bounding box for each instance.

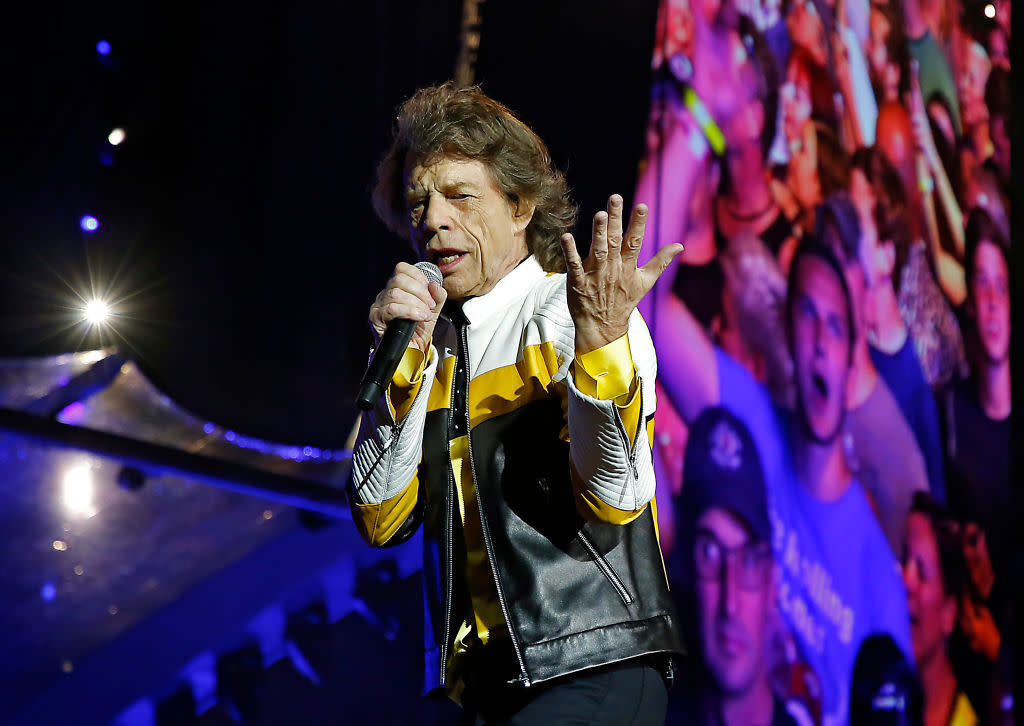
[902,512,955,668]
[404,155,530,300]
[787,120,820,212]
[789,255,852,443]
[970,240,1010,366]
[721,46,763,156]
[787,0,826,65]
[694,508,774,696]
[848,169,883,287]
[959,43,991,127]
[781,71,812,151]
[867,9,891,81]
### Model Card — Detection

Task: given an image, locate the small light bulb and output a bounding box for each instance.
[108,128,126,146]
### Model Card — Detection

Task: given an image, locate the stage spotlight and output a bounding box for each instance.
[985,3,995,18]
[96,40,111,56]
[108,127,126,146]
[80,215,100,232]
[84,299,111,325]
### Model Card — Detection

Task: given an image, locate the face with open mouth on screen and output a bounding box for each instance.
[788,253,853,445]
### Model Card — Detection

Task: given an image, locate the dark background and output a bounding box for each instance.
[0,0,659,447]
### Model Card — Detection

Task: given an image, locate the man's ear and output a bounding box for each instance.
[512,199,536,236]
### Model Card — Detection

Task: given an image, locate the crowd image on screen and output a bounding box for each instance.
[634,0,1012,724]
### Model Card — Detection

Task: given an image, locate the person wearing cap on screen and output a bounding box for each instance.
[668,406,799,726]
[652,233,913,726]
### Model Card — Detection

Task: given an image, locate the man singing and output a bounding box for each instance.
[348,82,685,725]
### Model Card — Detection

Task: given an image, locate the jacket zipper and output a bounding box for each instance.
[439,469,455,687]
[459,323,532,688]
[439,346,459,688]
[614,387,642,503]
[574,382,643,605]
[575,530,633,605]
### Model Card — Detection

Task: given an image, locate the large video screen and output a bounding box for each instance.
[633,1,1011,724]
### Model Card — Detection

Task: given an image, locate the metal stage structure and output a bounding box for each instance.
[0,351,451,725]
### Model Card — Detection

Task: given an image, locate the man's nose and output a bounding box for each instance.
[812,318,826,355]
[422,196,451,232]
[720,557,741,617]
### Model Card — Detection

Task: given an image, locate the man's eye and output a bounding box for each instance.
[700,539,721,562]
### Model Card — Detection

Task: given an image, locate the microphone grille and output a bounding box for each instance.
[415,261,443,287]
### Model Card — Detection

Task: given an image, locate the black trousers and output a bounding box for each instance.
[458,660,669,726]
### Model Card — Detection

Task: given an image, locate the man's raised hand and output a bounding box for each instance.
[560,194,683,353]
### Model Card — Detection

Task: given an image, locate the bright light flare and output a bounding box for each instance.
[985,3,995,18]
[80,215,100,232]
[108,128,126,146]
[62,465,97,518]
[96,40,111,56]
[84,299,111,325]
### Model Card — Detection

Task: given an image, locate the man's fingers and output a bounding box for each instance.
[393,262,438,308]
[560,233,586,278]
[374,289,434,323]
[622,203,649,262]
[606,194,625,254]
[427,281,448,311]
[640,243,685,287]
[591,210,609,262]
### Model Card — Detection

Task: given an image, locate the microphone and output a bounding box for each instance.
[356,261,443,411]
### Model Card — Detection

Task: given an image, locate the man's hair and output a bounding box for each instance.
[813,121,851,201]
[784,234,857,358]
[964,206,1010,295]
[815,191,862,272]
[372,82,578,273]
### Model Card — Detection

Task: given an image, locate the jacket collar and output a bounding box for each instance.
[453,255,548,326]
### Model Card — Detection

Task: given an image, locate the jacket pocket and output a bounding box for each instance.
[575,530,633,605]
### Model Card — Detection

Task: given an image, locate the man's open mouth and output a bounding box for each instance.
[811,372,828,399]
[430,249,467,270]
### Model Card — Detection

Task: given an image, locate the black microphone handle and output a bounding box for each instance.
[356,317,419,411]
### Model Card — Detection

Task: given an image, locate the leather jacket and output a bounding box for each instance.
[349,257,684,693]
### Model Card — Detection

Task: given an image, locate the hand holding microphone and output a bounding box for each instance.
[357,261,445,411]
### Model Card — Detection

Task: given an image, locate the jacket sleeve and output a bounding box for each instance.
[348,345,438,546]
[567,309,658,525]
